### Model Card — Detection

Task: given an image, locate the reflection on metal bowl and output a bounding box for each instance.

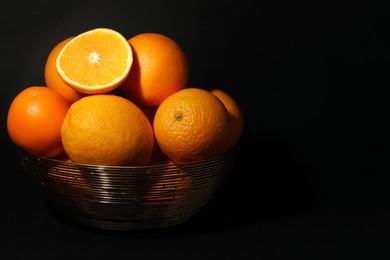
[18,146,239,231]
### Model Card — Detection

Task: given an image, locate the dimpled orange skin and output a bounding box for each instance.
[7,86,71,157]
[153,88,231,163]
[120,32,190,107]
[45,37,86,103]
[61,94,154,166]
[209,89,244,152]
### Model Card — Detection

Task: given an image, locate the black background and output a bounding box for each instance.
[1,0,390,259]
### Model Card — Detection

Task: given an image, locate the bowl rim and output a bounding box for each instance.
[18,145,240,170]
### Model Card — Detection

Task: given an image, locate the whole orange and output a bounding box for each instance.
[44,37,86,103]
[153,88,231,163]
[120,32,190,107]
[61,94,154,166]
[210,89,244,152]
[7,86,71,157]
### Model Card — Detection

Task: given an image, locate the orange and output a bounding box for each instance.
[120,32,189,107]
[61,94,154,166]
[7,86,71,157]
[209,89,244,152]
[45,37,86,103]
[56,28,133,94]
[153,88,231,163]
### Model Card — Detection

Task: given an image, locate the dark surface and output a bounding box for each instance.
[2,0,390,259]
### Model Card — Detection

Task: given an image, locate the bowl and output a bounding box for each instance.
[18,146,239,231]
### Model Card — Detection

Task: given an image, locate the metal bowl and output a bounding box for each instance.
[18,146,239,231]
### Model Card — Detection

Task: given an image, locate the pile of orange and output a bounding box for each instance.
[7,27,244,167]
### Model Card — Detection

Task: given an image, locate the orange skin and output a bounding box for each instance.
[120,32,189,107]
[7,86,71,157]
[61,94,155,166]
[209,89,244,152]
[44,37,86,103]
[153,88,231,163]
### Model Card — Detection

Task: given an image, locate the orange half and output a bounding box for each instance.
[56,28,133,94]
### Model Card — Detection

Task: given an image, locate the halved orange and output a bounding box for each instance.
[56,28,133,94]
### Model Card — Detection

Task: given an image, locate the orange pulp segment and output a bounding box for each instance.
[56,28,133,94]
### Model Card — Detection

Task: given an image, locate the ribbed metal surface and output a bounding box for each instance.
[19,147,238,231]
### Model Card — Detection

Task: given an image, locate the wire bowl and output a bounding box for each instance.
[18,146,239,231]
